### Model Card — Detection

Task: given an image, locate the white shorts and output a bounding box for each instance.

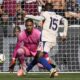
[37,41,56,53]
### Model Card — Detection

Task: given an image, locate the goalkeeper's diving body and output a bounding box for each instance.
[25,3,68,77]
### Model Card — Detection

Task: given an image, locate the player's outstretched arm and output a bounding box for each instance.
[24,15,45,25]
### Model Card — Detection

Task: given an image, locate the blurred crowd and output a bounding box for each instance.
[0,0,80,38]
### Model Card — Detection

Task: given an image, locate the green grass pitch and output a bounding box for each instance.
[0,73,80,80]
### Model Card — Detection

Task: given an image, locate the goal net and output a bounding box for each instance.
[1,25,80,72]
[0,0,80,73]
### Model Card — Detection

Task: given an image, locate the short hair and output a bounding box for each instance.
[25,18,33,23]
[44,3,53,11]
[13,26,21,33]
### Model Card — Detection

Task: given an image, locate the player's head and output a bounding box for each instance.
[13,26,21,37]
[44,3,53,11]
[25,18,34,33]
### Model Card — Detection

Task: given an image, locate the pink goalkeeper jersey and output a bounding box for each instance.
[13,28,41,57]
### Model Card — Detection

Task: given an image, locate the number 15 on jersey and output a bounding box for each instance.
[49,17,58,30]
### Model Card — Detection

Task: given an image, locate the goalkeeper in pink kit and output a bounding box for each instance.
[9,18,54,75]
[9,18,41,71]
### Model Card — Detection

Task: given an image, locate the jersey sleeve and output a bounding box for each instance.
[25,15,45,25]
[61,17,68,37]
[40,11,47,20]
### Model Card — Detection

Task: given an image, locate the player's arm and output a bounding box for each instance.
[24,15,45,25]
[63,18,68,37]
[60,18,68,42]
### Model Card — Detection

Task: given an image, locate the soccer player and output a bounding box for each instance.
[25,3,68,77]
[9,18,41,72]
[9,18,55,76]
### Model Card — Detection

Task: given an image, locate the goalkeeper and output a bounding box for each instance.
[9,18,56,77]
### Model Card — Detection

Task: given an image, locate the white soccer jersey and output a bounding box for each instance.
[24,12,68,53]
[24,12,68,43]
[40,11,67,43]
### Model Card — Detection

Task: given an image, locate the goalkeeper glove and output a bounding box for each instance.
[9,58,16,72]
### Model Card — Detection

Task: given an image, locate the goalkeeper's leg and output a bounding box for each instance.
[16,48,27,75]
[26,58,38,72]
[27,51,58,77]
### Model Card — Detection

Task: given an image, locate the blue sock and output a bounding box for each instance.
[27,58,37,72]
[38,57,53,71]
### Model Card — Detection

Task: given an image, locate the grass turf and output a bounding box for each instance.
[0,73,80,80]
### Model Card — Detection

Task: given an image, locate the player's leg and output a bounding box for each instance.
[27,53,56,71]
[26,52,58,77]
[47,42,59,77]
[17,47,26,68]
[38,53,56,68]
[44,53,56,68]
[16,46,32,76]
[9,47,26,72]
[26,51,54,72]
[26,41,52,71]
[37,41,58,77]
[37,52,53,70]
[26,57,38,72]
[27,41,58,77]
[17,47,31,70]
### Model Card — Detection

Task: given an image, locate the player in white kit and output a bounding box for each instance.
[38,4,68,54]
[37,4,68,77]
[25,3,68,77]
